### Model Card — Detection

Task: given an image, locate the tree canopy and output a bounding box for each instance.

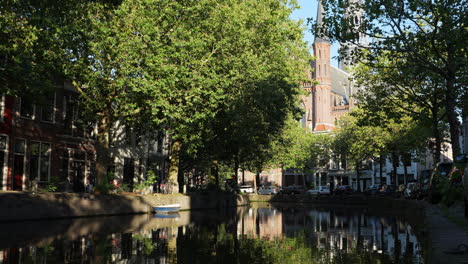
[316,0,467,156]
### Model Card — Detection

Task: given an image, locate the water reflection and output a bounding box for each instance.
[0,206,424,263]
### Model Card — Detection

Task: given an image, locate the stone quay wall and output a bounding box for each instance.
[0,192,427,222]
[0,192,250,222]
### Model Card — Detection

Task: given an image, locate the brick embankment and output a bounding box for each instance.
[0,191,250,222]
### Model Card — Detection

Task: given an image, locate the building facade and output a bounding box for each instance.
[0,83,168,192]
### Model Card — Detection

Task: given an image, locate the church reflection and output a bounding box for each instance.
[0,207,424,263]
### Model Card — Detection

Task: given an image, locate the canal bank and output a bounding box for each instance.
[1,192,467,263]
[0,191,250,222]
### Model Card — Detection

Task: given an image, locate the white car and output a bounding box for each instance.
[307,186,330,196]
[239,185,255,194]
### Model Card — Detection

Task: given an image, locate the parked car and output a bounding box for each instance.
[280,185,305,195]
[364,184,380,195]
[257,186,280,195]
[239,185,254,194]
[307,186,330,196]
[379,184,396,196]
[335,185,353,195]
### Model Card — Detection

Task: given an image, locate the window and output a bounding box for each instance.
[63,95,85,137]
[41,93,55,123]
[318,65,321,76]
[19,97,35,119]
[15,139,26,154]
[29,142,51,182]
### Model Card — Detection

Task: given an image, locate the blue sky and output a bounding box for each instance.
[290,0,339,67]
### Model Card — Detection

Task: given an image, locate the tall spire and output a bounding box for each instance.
[314,0,329,44]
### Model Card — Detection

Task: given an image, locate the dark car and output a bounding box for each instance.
[335,185,353,195]
[364,184,381,195]
[280,185,305,195]
[379,184,396,196]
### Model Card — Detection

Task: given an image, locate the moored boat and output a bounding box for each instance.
[153,204,181,213]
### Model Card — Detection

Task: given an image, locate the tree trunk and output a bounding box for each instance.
[214,160,219,187]
[208,160,218,187]
[403,163,408,185]
[234,158,239,184]
[253,172,258,193]
[392,152,398,186]
[96,113,111,185]
[168,139,182,194]
[431,105,442,165]
[241,169,245,185]
[445,77,461,157]
[302,171,306,188]
[356,161,361,192]
[379,154,383,185]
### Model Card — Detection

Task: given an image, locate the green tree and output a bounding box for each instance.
[332,110,388,191]
[169,0,311,191]
[317,0,467,156]
[62,0,310,192]
[353,54,449,165]
[0,1,93,96]
[268,115,331,185]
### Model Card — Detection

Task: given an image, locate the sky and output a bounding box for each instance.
[290,0,339,67]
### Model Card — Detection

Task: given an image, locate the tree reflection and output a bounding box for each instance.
[0,207,425,264]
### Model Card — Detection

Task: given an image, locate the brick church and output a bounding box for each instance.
[247,0,357,188]
[301,0,355,133]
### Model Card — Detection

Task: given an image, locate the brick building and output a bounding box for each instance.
[0,83,168,192]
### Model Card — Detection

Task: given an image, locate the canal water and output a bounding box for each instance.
[0,205,425,263]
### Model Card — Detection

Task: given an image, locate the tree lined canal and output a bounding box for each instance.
[0,205,425,263]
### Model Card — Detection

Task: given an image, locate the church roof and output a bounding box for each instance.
[330,65,353,99]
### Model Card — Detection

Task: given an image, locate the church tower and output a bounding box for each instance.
[338,0,368,70]
[312,0,333,131]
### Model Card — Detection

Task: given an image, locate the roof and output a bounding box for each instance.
[330,65,353,99]
[314,123,337,133]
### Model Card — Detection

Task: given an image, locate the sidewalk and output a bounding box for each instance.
[426,203,468,264]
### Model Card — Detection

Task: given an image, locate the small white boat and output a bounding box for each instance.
[153,204,181,213]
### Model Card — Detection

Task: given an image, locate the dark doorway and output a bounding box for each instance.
[123,158,134,191]
[13,154,24,190]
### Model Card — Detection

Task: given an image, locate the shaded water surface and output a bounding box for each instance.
[0,205,425,263]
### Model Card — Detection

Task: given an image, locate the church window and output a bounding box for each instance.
[319,50,321,59]
[324,64,327,75]
[318,65,321,76]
